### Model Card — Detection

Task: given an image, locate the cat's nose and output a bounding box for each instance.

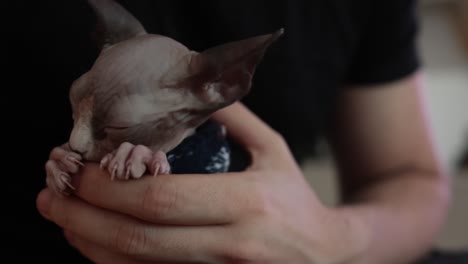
[68,142,87,156]
[68,125,92,156]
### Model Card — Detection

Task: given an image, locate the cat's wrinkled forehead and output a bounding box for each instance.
[91,34,192,88]
[74,0,283,116]
[70,33,193,102]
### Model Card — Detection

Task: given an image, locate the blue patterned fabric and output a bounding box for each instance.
[167,120,231,174]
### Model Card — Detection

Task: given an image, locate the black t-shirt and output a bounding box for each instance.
[3,0,420,262]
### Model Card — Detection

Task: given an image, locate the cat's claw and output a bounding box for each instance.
[45,144,83,195]
[60,172,76,190]
[153,163,160,177]
[67,156,84,167]
[111,164,118,181]
[100,155,110,170]
[100,142,170,180]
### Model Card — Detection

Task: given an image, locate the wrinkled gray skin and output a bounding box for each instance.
[45,0,283,195]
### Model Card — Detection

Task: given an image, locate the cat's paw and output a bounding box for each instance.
[45,145,84,195]
[99,142,170,180]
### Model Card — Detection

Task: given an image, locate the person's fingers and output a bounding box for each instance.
[211,102,296,170]
[38,188,233,261]
[71,164,262,225]
[64,231,153,264]
[65,231,220,264]
[66,231,184,264]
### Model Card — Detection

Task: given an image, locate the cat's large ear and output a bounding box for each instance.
[87,0,147,50]
[175,29,284,105]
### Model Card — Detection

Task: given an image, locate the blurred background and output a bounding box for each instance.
[302,0,468,251]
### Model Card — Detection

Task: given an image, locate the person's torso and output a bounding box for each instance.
[3,1,371,261]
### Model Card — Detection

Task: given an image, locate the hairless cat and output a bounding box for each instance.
[45,0,283,195]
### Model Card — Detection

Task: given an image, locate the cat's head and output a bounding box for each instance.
[67,0,283,161]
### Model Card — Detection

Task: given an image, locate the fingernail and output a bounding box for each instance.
[36,189,52,219]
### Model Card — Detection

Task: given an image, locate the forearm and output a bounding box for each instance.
[338,172,450,264]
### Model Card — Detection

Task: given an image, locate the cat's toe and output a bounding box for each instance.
[150,150,171,176]
[45,159,74,196]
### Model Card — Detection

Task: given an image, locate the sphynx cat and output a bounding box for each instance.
[45,0,283,195]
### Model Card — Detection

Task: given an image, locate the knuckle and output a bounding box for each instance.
[218,229,268,262]
[154,150,166,158]
[134,144,148,152]
[132,145,152,160]
[269,131,289,152]
[260,126,284,145]
[111,224,148,256]
[141,180,178,221]
[120,142,134,149]
[245,179,276,218]
[270,129,285,142]
[251,197,274,219]
[132,145,152,158]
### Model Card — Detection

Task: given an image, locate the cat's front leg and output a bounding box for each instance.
[99,142,170,180]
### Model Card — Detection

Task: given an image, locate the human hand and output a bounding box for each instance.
[36,103,367,264]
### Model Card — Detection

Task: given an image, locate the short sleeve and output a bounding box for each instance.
[346,0,421,85]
